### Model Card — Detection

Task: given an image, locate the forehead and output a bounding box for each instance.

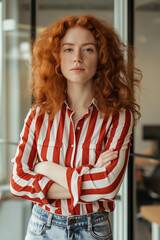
[61,26,96,44]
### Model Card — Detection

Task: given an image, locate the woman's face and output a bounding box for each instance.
[60,26,98,85]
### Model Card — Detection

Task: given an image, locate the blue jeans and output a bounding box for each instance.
[25,204,113,240]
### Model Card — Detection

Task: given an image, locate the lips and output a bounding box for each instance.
[71,67,85,71]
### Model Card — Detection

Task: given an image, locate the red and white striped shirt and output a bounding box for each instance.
[10,99,133,216]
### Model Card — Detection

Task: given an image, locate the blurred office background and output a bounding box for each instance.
[0,0,160,240]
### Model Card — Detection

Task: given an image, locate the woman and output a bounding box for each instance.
[10,15,141,240]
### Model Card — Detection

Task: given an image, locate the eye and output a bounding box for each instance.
[84,48,94,53]
[64,48,73,52]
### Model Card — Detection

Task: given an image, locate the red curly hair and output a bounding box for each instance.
[30,15,141,123]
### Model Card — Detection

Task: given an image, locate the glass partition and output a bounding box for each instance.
[0,0,32,239]
[0,0,32,183]
[135,1,160,240]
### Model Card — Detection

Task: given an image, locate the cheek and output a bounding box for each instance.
[61,55,71,67]
[90,58,98,72]
[60,57,67,72]
[88,54,98,66]
[60,58,71,79]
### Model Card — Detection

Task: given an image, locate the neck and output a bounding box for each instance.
[66,81,93,111]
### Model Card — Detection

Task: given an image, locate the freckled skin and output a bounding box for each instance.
[60,26,98,85]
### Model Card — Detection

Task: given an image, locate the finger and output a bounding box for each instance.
[100,152,118,162]
[99,155,117,167]
[95,150,118,168]
[103,161,112,168]
[95,155,115,167]
[100,150,118,160]
[95,152,118,167]
[100,148,114,157]
[102,150,118,158]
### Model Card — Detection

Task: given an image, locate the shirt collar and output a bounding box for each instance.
[63,98,100,112]
[90,98,100,111]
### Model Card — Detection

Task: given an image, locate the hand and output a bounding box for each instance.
[94,149,118,168]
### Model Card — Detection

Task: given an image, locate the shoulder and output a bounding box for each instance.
[112,108,134,126]
[25,106,47,124]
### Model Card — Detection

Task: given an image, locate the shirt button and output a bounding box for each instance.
[77,127,80,130]
[71,144,74,148]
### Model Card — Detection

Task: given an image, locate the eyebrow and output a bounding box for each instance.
[61,43,97,47]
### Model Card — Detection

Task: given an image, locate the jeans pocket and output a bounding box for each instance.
[90,218,112,240]
[27,214,46,236]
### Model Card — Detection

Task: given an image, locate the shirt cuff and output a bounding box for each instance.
[66,165,93,208]
[33,174,54,205]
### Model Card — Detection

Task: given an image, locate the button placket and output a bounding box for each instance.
[69,112,76,167]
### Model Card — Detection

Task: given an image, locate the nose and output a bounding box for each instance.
[73,49,83,63]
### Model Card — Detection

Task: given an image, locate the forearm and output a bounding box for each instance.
[34,149,118,199]
[47,183,71,199]
[34,162,68,189]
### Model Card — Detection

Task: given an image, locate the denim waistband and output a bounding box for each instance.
[32,204,109,229]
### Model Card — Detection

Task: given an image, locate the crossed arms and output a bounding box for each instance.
[34,149,118,201]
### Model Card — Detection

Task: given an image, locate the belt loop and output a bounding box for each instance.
[87,214,92,232]
[67,217,70,240]
[46,212,53,229]
[67,225,70,240]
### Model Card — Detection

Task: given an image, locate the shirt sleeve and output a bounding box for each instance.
[66,108,133,208]
[10,108,54,206]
